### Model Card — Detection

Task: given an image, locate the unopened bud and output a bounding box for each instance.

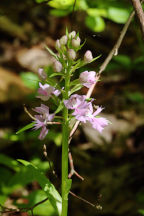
[72,36,81,48]
[55,39,61,50]
[53,60,62,72]
[84,50,93,63]
[68,49,76,60]
[59,35,68,46]
[69,31,76,39]
[38,68,47,80]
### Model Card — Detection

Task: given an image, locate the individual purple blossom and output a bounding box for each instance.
[33,104,55,140]
[79,71,97,88]
[37,82,60,101]
[38,68,47,80]
[64,94,87,110]
[72,103,109,133]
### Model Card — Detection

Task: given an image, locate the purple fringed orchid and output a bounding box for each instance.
[64,94,109,133]
[79,71,98,88]
[64,94,87,110]
[37,82,60,101]
[33,104,55,140]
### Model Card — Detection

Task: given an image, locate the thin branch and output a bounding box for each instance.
[69,191,102,210]
[24,105,61,125]
[69,6,136,141]
[131,0,144,39]
[0,197,48,214]
[68,152,84,181]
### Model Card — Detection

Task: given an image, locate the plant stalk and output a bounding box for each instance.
[61,67,70,216]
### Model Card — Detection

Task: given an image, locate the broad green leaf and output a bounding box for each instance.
[48,0,74,9]
[20,72,39,89]
[50,9,70,17]
[17,190,56,216]
[16,122,35,135]
[85,16,105,32]
[0,195,7,206]
[139,209,144,215]
[108,7,130,24]
[10,160,62,215]
[0,154,19,171]
[35,0,47,3]
[113,55,131,69]
[87,8,107,17]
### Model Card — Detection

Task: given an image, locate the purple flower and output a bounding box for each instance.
[79,71,98,88]
[33,104,55,140]
[64,94,86,110]
[37,82,60,101]
[64,93,109,133]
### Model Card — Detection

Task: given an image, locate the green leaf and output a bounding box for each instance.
[10,160,62,215]
[87,8,107,17]
[85,16,105,32]
[113,55,131,69]
[48,0,74,9]
[35,0,47,3]
[17,190,56,216]
[108,7,130,24]
[55,101,64,114]
[50,9,70,17]
[45,45,58,60]
[70,79,80,86]
[16,122,35,135]
[49,72,64,78]
[0,154,19,171]
[89,54,101,64]
[65,179,72,194]
[139,209,144,215]
[69,84,83,95]
[20,72,39,90]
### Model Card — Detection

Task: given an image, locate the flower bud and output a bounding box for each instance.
[55,39,61,49]
[68,49,76,60]
[84,50,93,63]
[59,35,68,46]
[79,71,96,88]
[69,31,76,39]
[53,60,62,72]
[72,36,81,48]
[38,68,47,80]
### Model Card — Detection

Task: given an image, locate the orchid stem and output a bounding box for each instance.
[61,65,70,216]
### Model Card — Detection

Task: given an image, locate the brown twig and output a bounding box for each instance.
[131,0,144,39]
[0,197,48,214]
[69,6,136,142]
[24,105,61,125]
[68,152,84,181]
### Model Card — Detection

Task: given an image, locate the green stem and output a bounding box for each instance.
[61,67,70,216]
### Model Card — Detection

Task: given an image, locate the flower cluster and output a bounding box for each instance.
[64,95,109,133]
[32,30,109,140]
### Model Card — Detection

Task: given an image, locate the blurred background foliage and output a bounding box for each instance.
[0,0,144,215]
